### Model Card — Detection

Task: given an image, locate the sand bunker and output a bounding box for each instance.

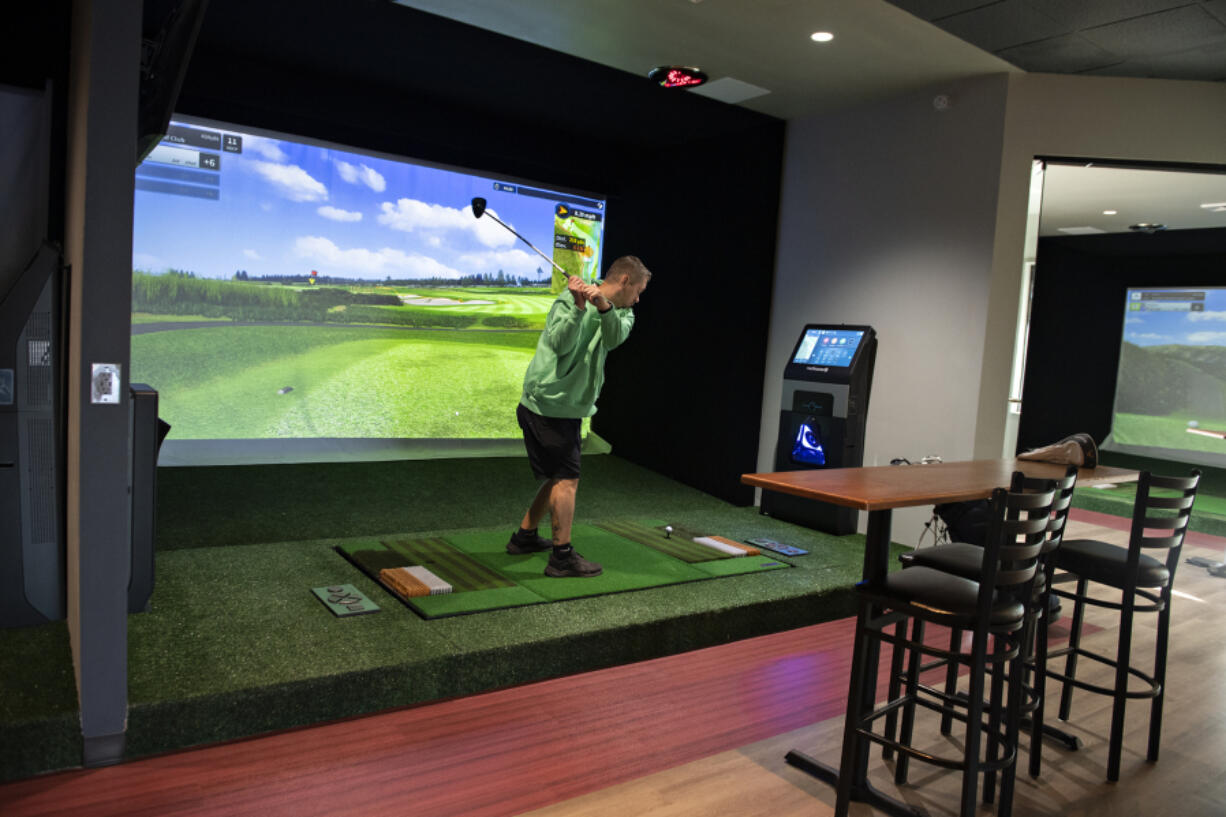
[400,296,496,306]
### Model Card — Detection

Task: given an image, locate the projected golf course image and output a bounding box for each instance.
[131,116,608,450]
[131,279,556,439]
[1108,287,1226,462]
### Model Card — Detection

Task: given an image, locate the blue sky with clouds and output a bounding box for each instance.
[133,119,605,282]
[1124,288,1226,347]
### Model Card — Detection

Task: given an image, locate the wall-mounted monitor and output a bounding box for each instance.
[1104,287,1226,467]
[131,116,608,465]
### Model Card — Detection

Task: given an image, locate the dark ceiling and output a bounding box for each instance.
[887,0,1226,81]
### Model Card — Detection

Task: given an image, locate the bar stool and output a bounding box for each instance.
[883,467,1078,794]
[1035,469,1200,782]
[834,484,1056,817]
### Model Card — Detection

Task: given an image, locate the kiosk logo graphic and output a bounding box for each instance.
[792,419,826,466]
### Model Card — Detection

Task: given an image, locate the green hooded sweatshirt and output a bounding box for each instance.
[519,288,635,418]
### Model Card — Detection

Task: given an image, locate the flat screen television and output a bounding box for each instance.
[131,116,608,465]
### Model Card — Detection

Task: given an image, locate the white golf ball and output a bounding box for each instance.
[1189,420,1200,428]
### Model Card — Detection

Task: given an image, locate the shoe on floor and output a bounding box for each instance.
[506,529,553,555]
[545,548,603,577]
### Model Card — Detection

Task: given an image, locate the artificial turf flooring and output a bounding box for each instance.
[0,454,896,781]
[1072,451,1226,537]
[340,520,790,617]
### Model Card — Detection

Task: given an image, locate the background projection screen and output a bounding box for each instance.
[1104,287,1226,468]
[131,116,607,465]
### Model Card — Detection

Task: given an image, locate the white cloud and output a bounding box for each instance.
[244,136,288,163]
[335,160,358,184]
[293,236,464,279]
[1186,331,1226,345]
[248,160,328,202]
[359,164,386,192]
[317,205,363,222]
[334,159,386,192]
[1187,310,1226,322]
[457,248,543,277]
[377,198,513,249]
[1128,332,1172,342]
[243,249,262,260]
[1124,316,1144,325]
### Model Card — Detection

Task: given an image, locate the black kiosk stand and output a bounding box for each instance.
[760,324,876,535]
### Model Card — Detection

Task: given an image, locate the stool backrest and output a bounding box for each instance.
[1009,465,1079,555]
[982,484,1058,591]
[1130,469,1201,579]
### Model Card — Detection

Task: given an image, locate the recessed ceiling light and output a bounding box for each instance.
[1103,210,1117,215]
[1201,202,1226,209]
[810,32,834,43]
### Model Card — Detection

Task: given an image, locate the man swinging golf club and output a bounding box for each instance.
[469,198,651,576]
[507,255,651,576]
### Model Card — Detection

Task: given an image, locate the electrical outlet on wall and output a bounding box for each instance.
[90,363,121,405]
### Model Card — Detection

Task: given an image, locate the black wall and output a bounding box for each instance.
[145,0,783,504]
[1018,227,1226,454]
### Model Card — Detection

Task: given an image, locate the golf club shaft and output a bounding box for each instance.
[481,210,570,277]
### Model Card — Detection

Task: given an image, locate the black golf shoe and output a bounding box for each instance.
[506,529,553,555]
[545,547,602,578]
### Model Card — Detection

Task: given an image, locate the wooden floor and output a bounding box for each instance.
[3,509,1226,817]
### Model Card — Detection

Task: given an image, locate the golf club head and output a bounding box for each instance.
[471,197,487,218]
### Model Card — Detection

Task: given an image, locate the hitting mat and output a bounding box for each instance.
[337,519,790,618]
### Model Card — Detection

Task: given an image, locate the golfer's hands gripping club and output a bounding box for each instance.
[567,276,611,312]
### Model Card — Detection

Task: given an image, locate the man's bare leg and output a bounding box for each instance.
[520,479,554,532]
[547,478,578,545]
[518,478,577,542]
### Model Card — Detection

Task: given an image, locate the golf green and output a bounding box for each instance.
[339,520,791,618]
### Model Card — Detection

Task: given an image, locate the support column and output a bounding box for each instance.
[64,0,140,767]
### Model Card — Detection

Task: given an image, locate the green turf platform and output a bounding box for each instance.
[1,455,909,782]
[339,520,789,617]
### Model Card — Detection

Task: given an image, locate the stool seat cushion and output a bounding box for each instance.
[881,566,1026,626]
[901,544,1050,596]
[1054,538,1170,588]
[900,543,983,579]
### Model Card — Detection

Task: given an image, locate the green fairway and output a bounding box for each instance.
[1111,411,1226,455]
[131,324,539,438]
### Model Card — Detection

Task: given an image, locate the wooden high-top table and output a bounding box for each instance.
[741,459,1139,817]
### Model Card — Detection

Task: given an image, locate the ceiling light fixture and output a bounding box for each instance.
[647,65,708,88]
[1201,202,1226,209]
[1103,210,1118,215]
[810,31,834,43]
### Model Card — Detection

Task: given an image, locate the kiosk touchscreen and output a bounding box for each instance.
[761,324,876,535]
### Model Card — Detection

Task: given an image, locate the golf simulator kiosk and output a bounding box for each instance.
[761,324,876,535]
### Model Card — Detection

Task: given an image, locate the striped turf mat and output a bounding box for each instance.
[383,537,515,591]
[593,520,730,563]
[340,538,515,592]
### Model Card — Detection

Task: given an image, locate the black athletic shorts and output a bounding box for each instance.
[517,403,582,481]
